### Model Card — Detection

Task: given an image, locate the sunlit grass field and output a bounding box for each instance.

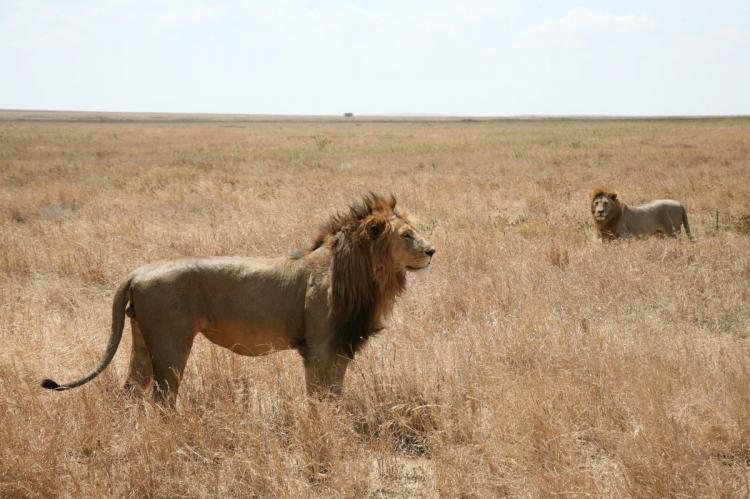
[1,112,749,497]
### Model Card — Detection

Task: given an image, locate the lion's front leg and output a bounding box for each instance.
[302,274,351,398]
[304,351,350,399]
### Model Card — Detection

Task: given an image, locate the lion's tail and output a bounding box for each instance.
[682,207,693,241]
[42,276,132,391]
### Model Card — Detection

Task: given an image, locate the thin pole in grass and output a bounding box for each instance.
[715,210,720,232]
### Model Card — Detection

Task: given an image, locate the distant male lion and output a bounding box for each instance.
[42,193,435,405]
[590,188,691,241]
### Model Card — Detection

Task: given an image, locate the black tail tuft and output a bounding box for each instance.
[41,379,62,390]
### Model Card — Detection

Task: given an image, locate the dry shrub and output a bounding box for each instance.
[546,240,570,269]
[736,213,750,235]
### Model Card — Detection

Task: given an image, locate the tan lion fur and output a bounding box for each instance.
[590,188,691,241]
[42,193,435,404]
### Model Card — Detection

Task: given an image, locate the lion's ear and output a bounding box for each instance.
[365,215,388,240]
[610,193,617,200]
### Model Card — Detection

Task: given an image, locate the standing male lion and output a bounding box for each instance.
[590,188,692,241]
[42,193,435,405]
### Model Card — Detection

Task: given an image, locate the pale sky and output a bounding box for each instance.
[1,0,749,116]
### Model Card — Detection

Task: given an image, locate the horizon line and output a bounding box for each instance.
[2,108,749,122]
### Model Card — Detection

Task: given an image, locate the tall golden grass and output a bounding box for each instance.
[1,113,749,497]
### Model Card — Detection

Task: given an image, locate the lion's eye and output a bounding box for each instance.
[402,232,414,240]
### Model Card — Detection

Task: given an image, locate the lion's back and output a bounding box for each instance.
[131,257,284,284]
[638,199,684,212]
[626,199,688,235]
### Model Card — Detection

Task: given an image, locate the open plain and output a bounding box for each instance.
[1,112,749,497]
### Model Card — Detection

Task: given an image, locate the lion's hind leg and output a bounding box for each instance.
[124,319,153,396]
[660,212,678,237]
[140,318,197,408]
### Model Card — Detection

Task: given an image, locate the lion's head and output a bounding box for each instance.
[306,193,435,357]
[590,188,618,222]
[590,188,622,239]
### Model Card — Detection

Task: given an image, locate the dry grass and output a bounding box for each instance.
[1,112,750,497]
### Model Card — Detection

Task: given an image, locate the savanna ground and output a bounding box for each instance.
[1,111,749,497]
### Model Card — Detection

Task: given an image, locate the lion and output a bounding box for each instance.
[42,193,435,405]
[590,188,691,241]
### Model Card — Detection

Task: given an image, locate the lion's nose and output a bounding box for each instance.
[425,248,435,257]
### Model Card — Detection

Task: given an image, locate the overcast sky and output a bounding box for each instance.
[1,0,749,116]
